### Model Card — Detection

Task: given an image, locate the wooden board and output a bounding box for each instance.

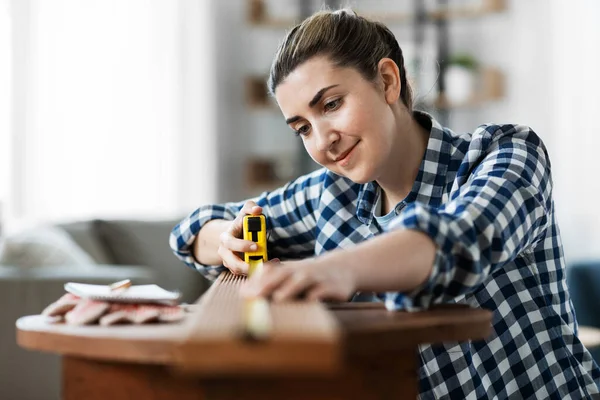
[174,273,341,376]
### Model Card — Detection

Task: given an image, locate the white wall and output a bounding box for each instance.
[213,0,301,202]
[213,0,246,202]
[550,0,600,263]
[448,0,600,263]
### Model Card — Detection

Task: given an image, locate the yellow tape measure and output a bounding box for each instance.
[242,214,271,341]
[242,214,268,277]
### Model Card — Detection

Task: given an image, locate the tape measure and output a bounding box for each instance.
[242,214,268,277]
[242,214,271,341]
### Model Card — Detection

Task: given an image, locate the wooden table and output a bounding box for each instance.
[17,302,492,400]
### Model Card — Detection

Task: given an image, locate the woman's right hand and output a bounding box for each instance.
[218,201,263,275]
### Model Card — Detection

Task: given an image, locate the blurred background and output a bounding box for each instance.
[1,0,599,260]
[1,0,600,398]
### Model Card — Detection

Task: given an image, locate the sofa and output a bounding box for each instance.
[0,218,210,400]
[567,261,600,363]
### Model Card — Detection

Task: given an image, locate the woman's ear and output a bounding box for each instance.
[377,58,401,105]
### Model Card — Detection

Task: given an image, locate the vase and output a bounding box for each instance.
[444,65,476,104]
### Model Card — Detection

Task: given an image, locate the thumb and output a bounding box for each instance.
[264,258,281,270]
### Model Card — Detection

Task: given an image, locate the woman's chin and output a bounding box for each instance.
[339,168,374,184]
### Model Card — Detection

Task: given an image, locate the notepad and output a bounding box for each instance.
[64,282,181,304]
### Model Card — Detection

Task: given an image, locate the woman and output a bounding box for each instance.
[170,9,600,399]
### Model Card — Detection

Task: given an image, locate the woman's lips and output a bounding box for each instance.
[336,142,359,167]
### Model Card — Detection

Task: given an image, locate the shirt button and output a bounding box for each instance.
[395,203,405,214]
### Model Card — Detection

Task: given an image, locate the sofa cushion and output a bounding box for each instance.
[0,226,96,268]
[58,221,114,264]
[94,219,208,303]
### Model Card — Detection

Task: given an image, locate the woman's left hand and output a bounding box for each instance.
[241,258,357,302]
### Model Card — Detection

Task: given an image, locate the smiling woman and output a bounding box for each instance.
[170,8,600,399]
[274,55,426,188]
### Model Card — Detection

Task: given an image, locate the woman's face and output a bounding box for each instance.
[275,56,399,184]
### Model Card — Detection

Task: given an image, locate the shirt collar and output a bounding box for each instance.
[356,111,450,225]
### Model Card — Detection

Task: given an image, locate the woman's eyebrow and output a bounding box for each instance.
[308,84,339,107]
[285,84,339,125]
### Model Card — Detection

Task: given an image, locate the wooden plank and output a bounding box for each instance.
[174,273,341,376]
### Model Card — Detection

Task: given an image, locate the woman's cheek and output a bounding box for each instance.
[303,139,326,166]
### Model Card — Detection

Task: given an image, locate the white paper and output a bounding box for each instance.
[64,282,180,303]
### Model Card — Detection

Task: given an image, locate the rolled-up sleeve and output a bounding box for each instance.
[386,128,552,309]
[169,168,326,281]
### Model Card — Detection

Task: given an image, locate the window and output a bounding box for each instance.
[6,0,217,229]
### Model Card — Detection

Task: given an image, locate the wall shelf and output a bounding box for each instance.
[248,0,506,27]
[245,156,292,195]
[432,67,504,110]
[428,0,505,21]
[246,68,505,112]
[247,0,299,28]
[245,76,276,109]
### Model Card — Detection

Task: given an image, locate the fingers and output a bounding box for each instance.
[272,270,315,302]
[229,201,263,237]
[242,264,316,303]
[219,201,264,276]
[238,201,263,222]
[219,231,257,253]
[305,286,347,302]
[241,262,291,299]
[305,286,329,302]
[218,245,249,275]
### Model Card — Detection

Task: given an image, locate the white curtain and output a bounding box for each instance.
[5,0,217,230]
[551,0,600,263]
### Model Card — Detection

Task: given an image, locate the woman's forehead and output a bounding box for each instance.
[276,57,359,102]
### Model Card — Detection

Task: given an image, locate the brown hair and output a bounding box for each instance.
[268,8,413,111]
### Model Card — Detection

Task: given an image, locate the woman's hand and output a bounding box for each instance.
[218,201,263,275]
[241,258,357,302]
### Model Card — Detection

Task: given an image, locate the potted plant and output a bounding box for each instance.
[444,53,478,104]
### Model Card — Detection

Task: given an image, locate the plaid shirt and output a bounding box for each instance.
[170,112,600,399]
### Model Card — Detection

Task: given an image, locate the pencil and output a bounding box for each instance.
[109,279,132,291]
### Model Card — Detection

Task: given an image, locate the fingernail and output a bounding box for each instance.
[250,244,257,251]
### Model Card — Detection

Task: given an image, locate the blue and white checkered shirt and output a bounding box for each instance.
[170,112,600,399]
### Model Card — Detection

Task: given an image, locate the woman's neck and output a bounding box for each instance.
[377,111,429,215]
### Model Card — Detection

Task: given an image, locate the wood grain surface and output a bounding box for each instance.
[17,272,493,399]
[17,275,492,374]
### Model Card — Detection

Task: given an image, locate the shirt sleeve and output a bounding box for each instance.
[169,168,326,281]
[385,125,552,309]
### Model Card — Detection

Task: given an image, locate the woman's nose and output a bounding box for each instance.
[315,126,340,152]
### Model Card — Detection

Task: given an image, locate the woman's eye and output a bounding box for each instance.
[294,125,310,136]
[324,98,341,112]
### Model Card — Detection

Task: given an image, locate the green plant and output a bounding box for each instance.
[448,53,478,70]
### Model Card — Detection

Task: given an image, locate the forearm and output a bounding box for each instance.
[318,229,436,293]
[193,219,230,265]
